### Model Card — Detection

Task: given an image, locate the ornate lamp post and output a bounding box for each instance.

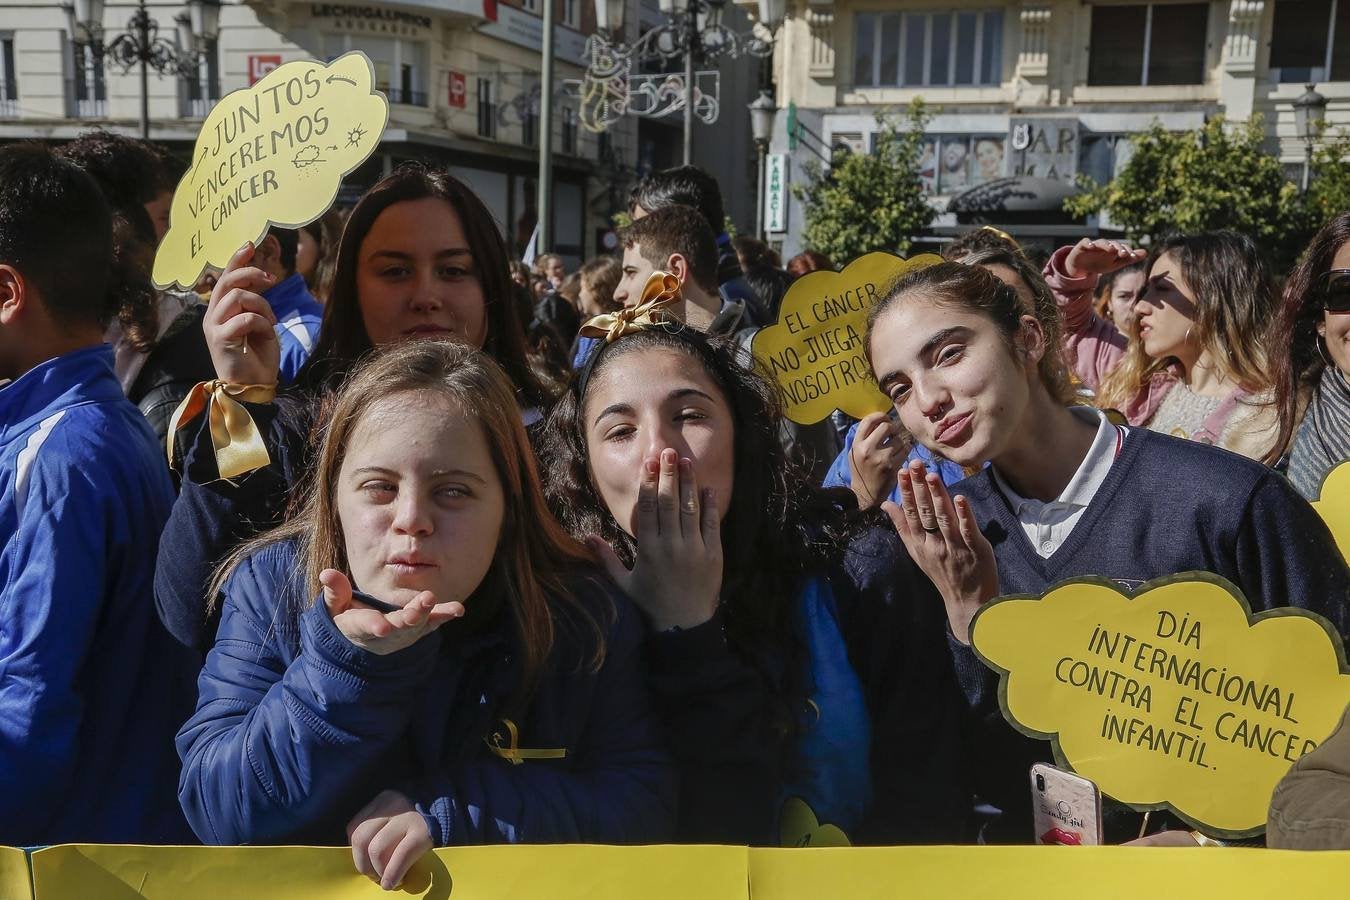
[62,0,221,139]
[1292,83,1328,194]
[581,0,785,164]
[747,88,776,240]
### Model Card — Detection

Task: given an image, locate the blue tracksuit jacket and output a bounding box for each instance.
[0,344,194,844]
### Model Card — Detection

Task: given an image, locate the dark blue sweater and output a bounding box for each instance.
[948,428,1350,842]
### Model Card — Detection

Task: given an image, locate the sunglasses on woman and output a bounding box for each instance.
[1325,269,1350,313]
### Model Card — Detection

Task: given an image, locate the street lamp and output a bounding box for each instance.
[62,0,221,139]
[1293,82,1328,194]
[748,88,777,240]
[581,0,785,163]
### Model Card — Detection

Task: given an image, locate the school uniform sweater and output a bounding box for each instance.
[0,345,196,844]
[946,427,1350,842]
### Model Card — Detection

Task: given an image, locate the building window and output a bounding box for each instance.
[478,78,497,138]
[1269,0,1350,82]
[1087,3,1209,86]
[322,33,428,106]
[561,106,578,154]
[854,10,1003,87]
[0,34,17,117]
[521,0,539,12]
[181,37,221,117]
[563,0,581,27]
[70,39,106,117]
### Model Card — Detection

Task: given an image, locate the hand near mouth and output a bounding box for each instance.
[882,459,999,644]
[320,568,464,655]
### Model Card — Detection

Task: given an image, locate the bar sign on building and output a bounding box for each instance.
[765,154,788,234]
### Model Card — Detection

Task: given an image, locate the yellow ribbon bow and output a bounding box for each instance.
[166,380,278,480]
[578,271,681,343]
[484,719,568,766]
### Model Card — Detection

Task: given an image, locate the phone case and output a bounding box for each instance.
[1030,763,1104,845]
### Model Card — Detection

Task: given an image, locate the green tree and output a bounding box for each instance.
[1307,130,1350,228]
[793,100,935,261]
[1064,115,1308,268]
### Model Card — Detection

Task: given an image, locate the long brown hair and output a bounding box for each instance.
[213,340,605,694]
[299,163,552,409]
[1271,212,1350,465]
[1096,232,1277,415]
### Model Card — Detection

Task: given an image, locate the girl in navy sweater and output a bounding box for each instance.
[177,340,674,886]
[863,261,1350,844]
[537,279,968,845]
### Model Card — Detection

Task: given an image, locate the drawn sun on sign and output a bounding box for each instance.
[346,125,367,148]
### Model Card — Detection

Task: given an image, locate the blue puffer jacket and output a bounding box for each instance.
[0,344,194,844]
[177,540,677,846]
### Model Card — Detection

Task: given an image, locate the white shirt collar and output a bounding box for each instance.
[993,406,1123,513]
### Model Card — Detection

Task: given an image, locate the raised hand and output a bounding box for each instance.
[849,412,910,509]
[1064,238,1147,279]
[203,242,282,386]
[588,448,723,633]
[319,569,464,656]
[347,790,434,891]
[881,459,999,644]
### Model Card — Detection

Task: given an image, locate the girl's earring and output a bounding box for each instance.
[1317,333,1332,368]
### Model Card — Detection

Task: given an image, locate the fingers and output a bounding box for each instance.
[381,825,433,891]
[880,498,911,542]
[366,819,403,884]
[635,455,660,540]
[209,272,276,324]
[854,412,891,443]
[655,448,679,537]
[424,601,466,628]
[699,487,721,557]
[320,568,354,617]
[927,471,961,543]
[223,241,256,276]
[896,468,922,535]
[907,461,940,535]
[677,457,699,539]
[349,815,386,879]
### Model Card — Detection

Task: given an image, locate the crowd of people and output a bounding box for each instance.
[2,128,1350,886]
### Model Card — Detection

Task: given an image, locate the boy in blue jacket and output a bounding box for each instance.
[0,144,194,844]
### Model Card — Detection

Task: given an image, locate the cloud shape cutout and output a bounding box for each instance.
[971,575,1350,837]
[1313,462,1350,563]
[153,52,389,290]
[751,252,942,424]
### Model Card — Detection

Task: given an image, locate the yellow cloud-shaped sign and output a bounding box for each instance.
[971,575,1350,837]
[1313,462,1350,563]
[752,253,942,424]
[152,52,389,290]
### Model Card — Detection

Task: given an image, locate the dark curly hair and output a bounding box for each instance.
[536,327,858,648]
[1271,212,1350,465]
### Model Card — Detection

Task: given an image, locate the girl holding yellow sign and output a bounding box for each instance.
[863,261,1350,844]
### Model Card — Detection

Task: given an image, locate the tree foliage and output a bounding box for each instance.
[1307,130,1350,229]
[1064,116,1312,267]
[793,100,935,262]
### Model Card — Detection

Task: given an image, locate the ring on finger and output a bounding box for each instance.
[922,523,940,534]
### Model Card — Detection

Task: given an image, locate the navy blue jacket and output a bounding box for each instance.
[0,345,195,844]
[177,541,677,845]
[949,429,1350,842]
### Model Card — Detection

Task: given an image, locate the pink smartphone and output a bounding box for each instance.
[1030,763,1104,845]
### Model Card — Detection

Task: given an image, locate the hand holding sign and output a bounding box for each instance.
[204,243,281,386]
[752,253,942,425]
[971,575,1350,837]
[587,449,723,633]
[153,52,389,290]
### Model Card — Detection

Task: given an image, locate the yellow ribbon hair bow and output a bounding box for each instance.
[577,271,681,343]
[166,380,278,480]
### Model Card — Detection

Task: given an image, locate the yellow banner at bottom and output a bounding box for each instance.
[17,843,1350,899]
